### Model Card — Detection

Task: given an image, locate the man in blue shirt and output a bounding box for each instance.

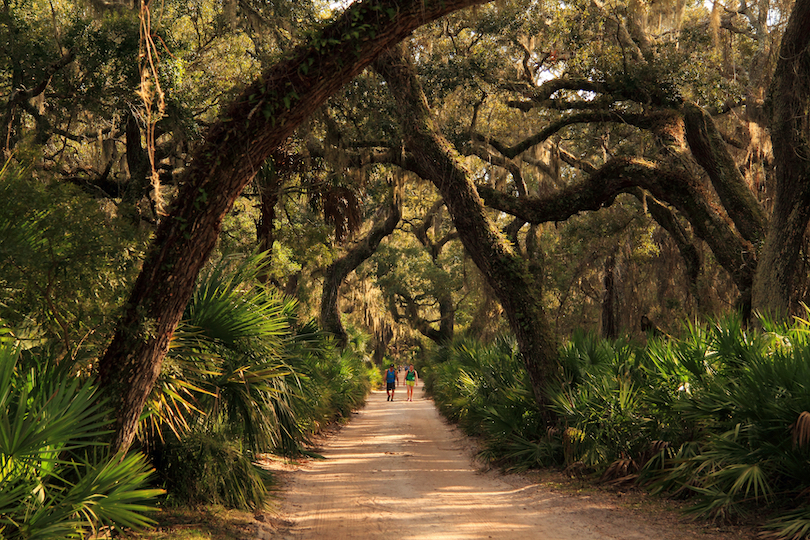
[385,364,399,401]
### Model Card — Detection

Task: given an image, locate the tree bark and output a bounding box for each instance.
[372,44,558,414]
[97,0,493,454]
[257,174,281,256]
[601,253,618,340]
[480,156,756,314]
[682,102,767,244]
[752,0,810,318]
[635,191,702,304]
[321,188,402,346]
[123,112,151,216]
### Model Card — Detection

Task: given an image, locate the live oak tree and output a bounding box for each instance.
[304,73,493,346]
[372,43,558,413]
[10,0,809,451]
[406,0,809,323]
[333,0,737,335]
[361,0,810,410]
[96,0,494,454]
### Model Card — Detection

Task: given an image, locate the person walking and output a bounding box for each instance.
[404,364,418,402]
[385,364,399,401]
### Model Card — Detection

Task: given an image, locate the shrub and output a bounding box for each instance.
[0,338,162,539]
[423,336,555,469]
[425,317,810,539]
[151,429,273,510]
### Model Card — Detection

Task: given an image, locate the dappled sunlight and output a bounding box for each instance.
[281,388,640,539]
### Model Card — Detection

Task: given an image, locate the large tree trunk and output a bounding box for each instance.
[752,0,810,318]
[373,45,558,414]
[321,188,401,346]
[97,0,493,454]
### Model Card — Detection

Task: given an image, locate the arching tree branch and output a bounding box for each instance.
[98,0,494,454]
[473,110,675,159]
[321,185,402,346]
[683,102,767,243]
[478,156,755,299]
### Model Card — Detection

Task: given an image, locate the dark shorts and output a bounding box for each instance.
[386,382,396,391]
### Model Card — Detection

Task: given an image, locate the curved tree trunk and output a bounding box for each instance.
[682,103,767,244]
[373,44,558,414]
[97,0,492,454]
[752,0,810,318]
[321,188,402,346]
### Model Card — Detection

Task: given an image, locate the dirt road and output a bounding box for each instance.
[270,388,753,540]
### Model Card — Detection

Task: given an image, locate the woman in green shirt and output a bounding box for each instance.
[404,364,418,402]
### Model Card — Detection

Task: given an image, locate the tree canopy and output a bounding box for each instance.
[3,0,810,453]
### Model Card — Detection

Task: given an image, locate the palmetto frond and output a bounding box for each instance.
[144,252,299,449]
[0,339,162,539]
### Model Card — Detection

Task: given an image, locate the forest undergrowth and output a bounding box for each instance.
[423,316,810,540]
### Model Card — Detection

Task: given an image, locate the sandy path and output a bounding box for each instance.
[272,388,753,540]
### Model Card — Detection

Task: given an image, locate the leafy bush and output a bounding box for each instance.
[152,253,296,451]
[422,336,555,469]
[550,331,658,473]
[144,254,300,507]
[151,429,273,511]
[146,254,375,507]
[640,316,810,528]
[0,337,162,539]
[425,317,810,539]
[284,322,374,438]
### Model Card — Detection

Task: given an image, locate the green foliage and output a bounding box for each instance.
[423,336,556,470]
[147,253,374,507]
[554,319,810,536]
[0,163,146,359]
[0,338,162,539]
[145,253,296,507]
[156,253,294,446]
[63,10,143,110]
[640,316,810,529]
[152,429,273,511]
[427,316,810,538]
[284,321,374,438]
